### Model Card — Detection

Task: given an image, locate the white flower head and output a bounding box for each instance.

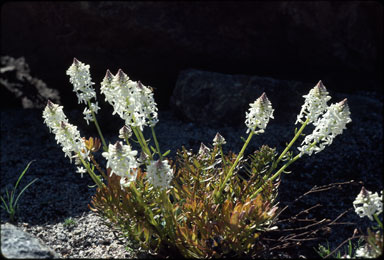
[296,80,331,125]
[66,58,97,105]
[353,187,383,221]
[102,141,139,187]
[146,160,173,190]
[100,69,159,131]
[213,132,226,146]
[245,92,274,134]
[298,98,352,156]
[42,101,88,164]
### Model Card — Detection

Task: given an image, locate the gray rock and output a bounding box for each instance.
[0,56,61,109]
[1,223,59,259]
[171,69,316,126]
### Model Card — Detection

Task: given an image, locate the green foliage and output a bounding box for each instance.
[63,217,77,228]
[90,144,279,258]
[1,160,38,223]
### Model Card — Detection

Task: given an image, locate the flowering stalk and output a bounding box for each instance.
[251,97,351,199]
[43,101,104,188]
[151,126,162,160]
[215,93,274,203]
[66,58,107,151]
[87,100,107,152]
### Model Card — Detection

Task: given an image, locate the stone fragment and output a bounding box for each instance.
[1,223,59,259]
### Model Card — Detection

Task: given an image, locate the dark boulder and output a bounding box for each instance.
[1,2,382,109]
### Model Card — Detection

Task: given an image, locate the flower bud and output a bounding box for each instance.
[213,132,226,146]
[198,142,210,160]
[119,125,132,140]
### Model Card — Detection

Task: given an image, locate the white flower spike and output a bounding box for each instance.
[298,98,352,156]
[66,58,100,123]
[42,100,88,164]
[296,80,331,125]
[245,92,274,134]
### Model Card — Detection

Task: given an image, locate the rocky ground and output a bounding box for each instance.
[0,88,383,258]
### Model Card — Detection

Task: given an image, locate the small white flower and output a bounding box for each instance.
[353,187,383,221]
[89,102,100,113]
[295,80,331,125]
[83,108,93,125]
[102,141,139,187]
[355,243,379,258]
[213,132,226,146]
[146,160,173,190]
[245,93,274,134]
[76,166,87,178]
[298,98,352,156]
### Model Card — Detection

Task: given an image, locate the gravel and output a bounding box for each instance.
[0,90,382,258]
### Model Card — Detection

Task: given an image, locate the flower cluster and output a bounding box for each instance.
[295,80,331,125]
[146,160,174,190]
[66,58,100,124]
[245,92,274,134]
[100,69,158,130]
[102,141,139,187]
[353,187,383,221]
[42,101,88,174]
[298,98,352,156]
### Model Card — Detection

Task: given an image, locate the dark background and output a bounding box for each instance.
[0,2,383,258]
[1,1,382,110]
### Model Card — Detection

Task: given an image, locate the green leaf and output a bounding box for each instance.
[13,178,38,209]
[14,160,35,191]
[162,150,171,157]
[150,146,157,154]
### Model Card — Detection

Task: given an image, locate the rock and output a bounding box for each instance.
[1,223,59,259]
[1,2,382,109]
[171,69,318,126]
[0,56,61,109]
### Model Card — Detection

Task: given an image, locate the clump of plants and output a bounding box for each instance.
[42,58,352,258]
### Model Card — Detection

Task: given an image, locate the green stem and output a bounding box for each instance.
[130,184,166,242]
[87,100,108,151]
[267,117,310,177]
[373,213,383,229]
[151,126,162,160]
[250,153,301,199]
[215,129,255,203]
[161,189,176,242]
[78,155,104,188]
[132,126,152,160]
